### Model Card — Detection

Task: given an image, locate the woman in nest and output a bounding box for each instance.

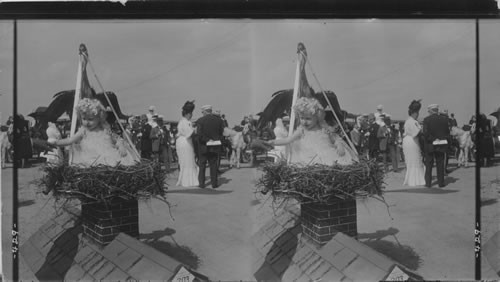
[266,97,358,166]
[49,98,138,167]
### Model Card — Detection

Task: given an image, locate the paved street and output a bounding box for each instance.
[480,155,500,279]
[0,157,488,280]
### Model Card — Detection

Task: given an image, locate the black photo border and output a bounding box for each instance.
[1,1,498,281]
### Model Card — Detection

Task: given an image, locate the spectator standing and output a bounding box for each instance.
[450,113,458,127]
[273,117,289,160]
[387,120,400,171]
[367,113,380,161]
[374,104,388,123]
[221,114,229,128]
[402,100,426,186]
[214,110,225,171]
[350,123,362,155]
[169,124,178,163]
[150,114,162,162]
[196,105,225,188]
[377,115,390,171]
[43,121,64,165]
[139,114,152,159]
[440,109,452,173]
[157,116,171,171]
[146,106,156,125]
[398,121,405,162]
[477,113,495,167]
[15,115,33,168]
[423,104,450,188]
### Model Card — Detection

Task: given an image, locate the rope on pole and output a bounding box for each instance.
[299,50,358,155]
[84,53,141,161]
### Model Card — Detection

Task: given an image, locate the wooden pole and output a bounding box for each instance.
[87,59,141,161]
[68,52,83,164]
[287,53,301,164]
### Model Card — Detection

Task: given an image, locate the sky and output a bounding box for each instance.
[0,19,498,127]
[0,21,13,124]
[480,20,500,118]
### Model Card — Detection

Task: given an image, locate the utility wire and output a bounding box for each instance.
[116,24,248,93]
[343,28,474,93]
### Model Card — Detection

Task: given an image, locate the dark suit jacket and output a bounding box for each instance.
[140,123,153,152]
[423,113,450,153]
[368,122,380,151]
[160,126,170,146]
[150,126,162,152]
[196,114,225,154]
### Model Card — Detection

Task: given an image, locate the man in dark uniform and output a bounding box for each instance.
[423,104,450,188]
[139,114,153,160]
[449,113,458,128]
[367,113,380,161]
[196,105,225,188]
[440,109,453,174]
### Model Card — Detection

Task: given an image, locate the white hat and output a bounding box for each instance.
[377,104,383,110]
[201,105,212,111]
[149,106,155,111]
[428,104,439,111]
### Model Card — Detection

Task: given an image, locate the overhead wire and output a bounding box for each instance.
[343,27,474,93]
[116,24,248,93]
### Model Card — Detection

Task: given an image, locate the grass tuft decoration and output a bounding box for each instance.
[40,159,167,205]
[256,159,385,204]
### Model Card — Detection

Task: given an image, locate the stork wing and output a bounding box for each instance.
[41,90,77,122]
[43,90,128,123]
[313,90,344,126]
[490,110,500,120]
[257,89,346,130]
[256,89,294,129]
[96,91,129,120]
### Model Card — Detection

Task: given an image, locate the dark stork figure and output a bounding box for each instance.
[32,44,131,156]
[256,43,346,131]
[33,44,129,142]
[39,89,129,124]
[40,44,129,124]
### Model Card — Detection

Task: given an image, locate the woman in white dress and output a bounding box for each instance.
[176,101,199,187]
[272,117,290,161]
[402,100,426,186]
[44,121,64,165]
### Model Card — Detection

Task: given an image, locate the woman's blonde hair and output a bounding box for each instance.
[293,97,325,119]
[76,98,107,123]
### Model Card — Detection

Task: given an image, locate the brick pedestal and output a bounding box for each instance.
[300,198,357,245]
[81,198,139,247]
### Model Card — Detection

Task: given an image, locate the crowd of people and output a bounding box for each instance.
[344,102,497,188]
[0,97,498,191]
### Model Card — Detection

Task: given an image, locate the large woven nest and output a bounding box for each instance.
[40,159,167,204]
[256,159,384,204]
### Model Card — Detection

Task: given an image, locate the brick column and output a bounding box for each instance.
[300,198,357,245]
[81,198,139,247]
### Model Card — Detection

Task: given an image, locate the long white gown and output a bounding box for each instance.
[402,116,426,186]
[272,118,290,160]
[176,117,199,187]
[289,126,358,166]
[44,123,64,165]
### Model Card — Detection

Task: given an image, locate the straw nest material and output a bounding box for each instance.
[256,159,384,204]
[40,159,167,204]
